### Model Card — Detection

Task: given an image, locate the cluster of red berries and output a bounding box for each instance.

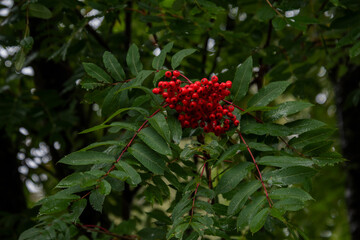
[152,70,239,136]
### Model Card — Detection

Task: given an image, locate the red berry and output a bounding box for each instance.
[226,81,232,89]
[165,71,172,78]
[228,105,235,112]
[171,97,178,104]
[152,88,160,94]
[169,81,176,89]
[169,104,175,109]
[173,70,180,77]
[216,113,223,119]
[190,101,197,109]
[192,93,199,99]
[234,120,240,126]
[175,105,182,113]
[211,75,218,82]
[201,78,208,85]
[176,79,182,86]
[183,120,190,128]
[162,92,169,98]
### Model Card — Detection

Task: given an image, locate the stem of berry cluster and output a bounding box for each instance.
[190,161,207,221]
[237,130,273,208]
[179,73,193,84]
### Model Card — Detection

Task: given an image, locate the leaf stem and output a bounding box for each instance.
[79,104,168,200]
[265,0,284,17]
[76,223,138,239]
[237,130,273,208]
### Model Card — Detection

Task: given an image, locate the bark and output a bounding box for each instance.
[333,66,360,240]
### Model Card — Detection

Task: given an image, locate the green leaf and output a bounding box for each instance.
[19,228,43,240]
[248,81,291,107]
[270,187,313,202]
[215,144,241,166]
[264,101,313,121]
[56,172,98,188]
[152,42,174,69]
[103,51,125,81]
[257,156,314,168]
[127,70,153,87]
[138,227,167,240]
[274,198,305,211]
[248,142,274,152]
[227,181,262,215]
[116,161,142,185]
[58,151,114,165]
[302,141,333,156]
[147,209,172,224]
[289,128,335,149]
[83,62,112,83]
[71,199,87,222]
[15,49,26,71]
[215,162,254,194]
[126,44,143,75]
[237,196,266,230]
[148,112,171,143]
[80,78,105,90]
[80,140,124,151]
[172,195,192,221]
[249,208,270,233]
[29,3,52,19]
[138,127,172,155]
[89,189,105,213]
[99,179,111,196]
[167,115,182,144]
[79,124,111,134]
[129,143,166,175]
[255,6,276,22]
[231,56,253,105]
[174,223,190,239]
[241,121,292,136]
[171,49,197,69]
[153,176,170,196]
[350,41,360,58]
[39,199,70,214]
[109,170,128,181]
[272,17,286,31]
[286,119,326,135]
[263,166,317,185]
[103,107,149,124]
